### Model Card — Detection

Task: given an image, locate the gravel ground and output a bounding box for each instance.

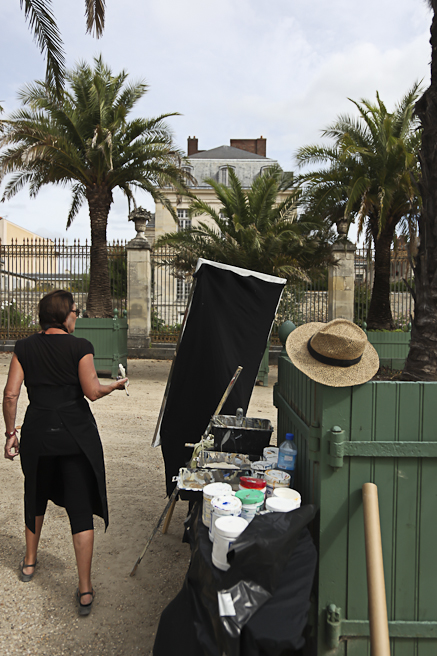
[0,355,278,655]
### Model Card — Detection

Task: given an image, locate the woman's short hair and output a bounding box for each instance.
[39,290,75,328]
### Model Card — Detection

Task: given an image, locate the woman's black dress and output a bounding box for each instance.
[14,332,109,533]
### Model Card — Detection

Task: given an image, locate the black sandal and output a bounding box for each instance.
[76,588,95,616]
[20,558,37,583]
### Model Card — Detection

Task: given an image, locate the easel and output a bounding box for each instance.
[130,366,243,575]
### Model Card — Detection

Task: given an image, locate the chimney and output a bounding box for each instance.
[230,137,267,157]
[187,136,198,156]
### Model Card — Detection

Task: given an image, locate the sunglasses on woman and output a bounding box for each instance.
[71,308,80,317]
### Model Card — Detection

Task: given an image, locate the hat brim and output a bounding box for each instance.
[285,322,380,388]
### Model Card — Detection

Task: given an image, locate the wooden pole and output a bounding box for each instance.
[362,483,391,656]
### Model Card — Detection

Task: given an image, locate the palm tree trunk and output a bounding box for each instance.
[402,4,437,381]
[85,186,114,318]
[366,228,395,330]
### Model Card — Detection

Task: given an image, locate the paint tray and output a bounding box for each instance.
[211,415,273,456]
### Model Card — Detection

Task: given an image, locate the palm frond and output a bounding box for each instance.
[20,0,65,95]
[85,0,106,37]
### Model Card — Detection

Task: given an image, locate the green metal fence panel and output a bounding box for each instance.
[274,352,437,656]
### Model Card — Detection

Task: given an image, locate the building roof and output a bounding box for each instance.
[189,145,274,161]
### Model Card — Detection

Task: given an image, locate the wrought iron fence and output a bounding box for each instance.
[270,277,328,344]
[150,246,328,344]
[354,248,414,329]
[150,245,191,342]
[0,239,127,339]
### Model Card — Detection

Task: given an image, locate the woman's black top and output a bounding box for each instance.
[14,332,109,532]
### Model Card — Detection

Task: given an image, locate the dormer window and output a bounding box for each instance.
[182,166,194,187]
[219,166,235,186]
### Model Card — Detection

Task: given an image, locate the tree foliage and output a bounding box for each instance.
[297,85,422,329]
[0,55,187,316]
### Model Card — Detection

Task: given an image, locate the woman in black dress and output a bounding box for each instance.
[3,290,127,615]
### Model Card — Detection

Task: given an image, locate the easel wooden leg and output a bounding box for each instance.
[162,492,178,534]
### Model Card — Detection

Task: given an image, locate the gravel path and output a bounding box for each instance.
[0,355,278,655]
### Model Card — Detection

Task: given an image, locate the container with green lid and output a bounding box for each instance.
[235,489,264,523]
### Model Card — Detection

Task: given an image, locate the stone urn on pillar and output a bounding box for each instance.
[128,207,152,242]
[127,207,152,356]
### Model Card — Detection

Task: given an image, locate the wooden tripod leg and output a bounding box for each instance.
[162,492,178,534]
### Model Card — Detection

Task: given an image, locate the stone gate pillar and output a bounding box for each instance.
[127,209,152,357]
[328,238,356,322]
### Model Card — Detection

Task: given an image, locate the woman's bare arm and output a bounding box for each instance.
[3,354,24,460]
[78,353,128,402]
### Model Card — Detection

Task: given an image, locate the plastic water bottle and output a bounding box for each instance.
[277,433,297,486]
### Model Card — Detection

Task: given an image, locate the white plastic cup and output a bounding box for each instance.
[212,516,248,571]
[209,495,242,542]
[265,469,291,498]
[272,488,301,509]
[202,482,233,527]
[265,496,297,513]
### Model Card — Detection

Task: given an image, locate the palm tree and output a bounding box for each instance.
[19,0,105,95]
[297,85,422,330]
[402,2,437,380]
[0,55,187,317]
[155,165,334,282]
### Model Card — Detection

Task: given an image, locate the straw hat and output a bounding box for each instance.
[285,319,379,387]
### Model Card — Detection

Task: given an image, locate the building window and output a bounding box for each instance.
[177,209,191,231]
[182,166,194,187]
[176,277,191,301]
[218,166,235,186]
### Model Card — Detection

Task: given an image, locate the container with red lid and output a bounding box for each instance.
[239,476,267,496]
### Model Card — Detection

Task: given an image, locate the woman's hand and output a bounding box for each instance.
[4,433,19,460]
[79,354,130,401]
[114,377,129,391]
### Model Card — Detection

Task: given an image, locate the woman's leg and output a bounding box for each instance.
[23,514,44,575]
[72,529,94,604]
[60,453,96,605]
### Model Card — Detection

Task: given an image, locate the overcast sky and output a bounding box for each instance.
[0,0,432,244]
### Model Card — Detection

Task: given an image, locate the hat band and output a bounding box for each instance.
[307,338,362,368]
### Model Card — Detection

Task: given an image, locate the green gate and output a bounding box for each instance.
[274,341,437,655]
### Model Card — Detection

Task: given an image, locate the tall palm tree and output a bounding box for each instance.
[19,0,105,95]
[155,165,334,282]
[0,55,187,317]
[402,2,437,380]
[297,85,422,330]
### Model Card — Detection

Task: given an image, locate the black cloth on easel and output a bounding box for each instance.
[159,261,285,495]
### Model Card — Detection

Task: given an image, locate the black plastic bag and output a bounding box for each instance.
[154,503,317,656]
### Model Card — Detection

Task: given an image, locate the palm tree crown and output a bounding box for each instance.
[297,84,421,329]
[0,55,187,316]
[155,165,333,282]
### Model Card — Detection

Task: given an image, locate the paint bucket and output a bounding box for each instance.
[212,516,248,571]
[265,469,291,498]
[251,460,271,477]
[202,482,233,527]
[265,496,297,513]
[263,446,279,465]
[235,489,265,523]
[272,487,301,509]
[239,476,267,496]
[209,495,242,542]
